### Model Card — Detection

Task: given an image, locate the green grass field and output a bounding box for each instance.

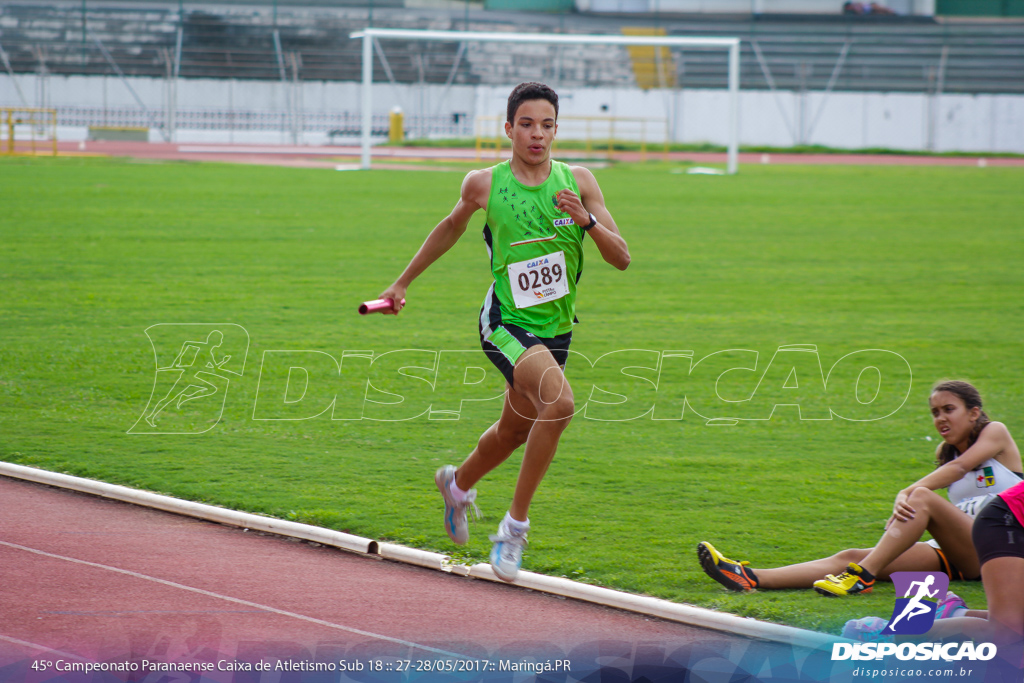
[2,155,1022,635]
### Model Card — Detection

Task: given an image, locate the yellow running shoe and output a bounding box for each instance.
[697,542,759,592]
[813,562,876,597]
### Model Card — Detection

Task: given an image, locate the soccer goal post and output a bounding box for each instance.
[350,28,741,174]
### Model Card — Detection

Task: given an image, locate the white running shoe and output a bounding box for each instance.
[842,616,892,643]
[489,521,528,582]
[434,465,479,545]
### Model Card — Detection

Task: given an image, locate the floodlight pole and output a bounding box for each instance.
[352,28,741,173]
[360,33,373,169]
[727,40,739,175]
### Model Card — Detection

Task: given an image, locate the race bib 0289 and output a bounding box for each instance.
[507,251,569,309]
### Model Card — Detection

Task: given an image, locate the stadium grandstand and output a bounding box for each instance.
[3,1,1024,91]
[1,0,1023,151]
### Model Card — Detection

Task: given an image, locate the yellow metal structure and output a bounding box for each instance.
[476,114,669,162]
[388,107,405,143]
[475,115,504,159]
[1,108,58,156]
[622,27,678,90]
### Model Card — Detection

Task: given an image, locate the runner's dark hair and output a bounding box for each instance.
[507,82,559,124]
[932,380,991,466]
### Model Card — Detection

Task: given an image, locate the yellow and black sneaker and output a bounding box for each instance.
[697,542,759,592]
[813,562,876,597]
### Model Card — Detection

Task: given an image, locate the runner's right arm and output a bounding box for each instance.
[378,170,490,313]
[889,422,1015,523]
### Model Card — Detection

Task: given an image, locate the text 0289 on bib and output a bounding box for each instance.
[507,251,569,309]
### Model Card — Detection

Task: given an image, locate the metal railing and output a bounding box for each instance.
[48,105,476,139]
[475,114,670,161]
[1,108,58,156]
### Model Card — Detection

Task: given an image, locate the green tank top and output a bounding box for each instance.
[480,160,584,338]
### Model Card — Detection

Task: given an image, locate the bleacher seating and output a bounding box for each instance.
[660,17,1024,94]
[1,2,1022,94]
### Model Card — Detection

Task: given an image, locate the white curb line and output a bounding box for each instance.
[378,542,448,571]
[1,462,836,651]
[0,462,375,555]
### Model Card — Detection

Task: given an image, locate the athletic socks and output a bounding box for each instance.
[502,511,530,536]
[449,478,469,502]
[447,479,530,537]
[744,566,760,587]
[446,480,529,536]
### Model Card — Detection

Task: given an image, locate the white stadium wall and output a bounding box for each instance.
[477,82,1024,154]
[2,73,1022,153]
[577,0,936,15]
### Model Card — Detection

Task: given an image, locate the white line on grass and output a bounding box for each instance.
[0,540,470,660]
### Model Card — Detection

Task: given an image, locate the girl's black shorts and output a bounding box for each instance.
[972,495,1024,566]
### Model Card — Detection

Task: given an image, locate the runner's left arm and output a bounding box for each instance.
[560,167,630,271]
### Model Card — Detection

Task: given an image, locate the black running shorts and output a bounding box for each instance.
[479,321,572,389]
[972,495,1024,566]
[930,546,973,581]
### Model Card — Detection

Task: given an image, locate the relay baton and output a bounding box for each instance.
[358,298,405,315]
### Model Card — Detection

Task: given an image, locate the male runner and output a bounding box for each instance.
[378,82,630,582]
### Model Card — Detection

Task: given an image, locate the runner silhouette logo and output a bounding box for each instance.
[884,572,950,636]
[129,323,250,435]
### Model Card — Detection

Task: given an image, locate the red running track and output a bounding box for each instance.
[0,475,755,682]
[49,140,1024,169]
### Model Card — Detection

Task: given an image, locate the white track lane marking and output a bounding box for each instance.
[0,634,92,662]
[0,540,468,659]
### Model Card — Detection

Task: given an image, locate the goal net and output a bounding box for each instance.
[350,28,740,173]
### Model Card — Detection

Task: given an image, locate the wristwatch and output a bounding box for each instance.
[582,213,597,231]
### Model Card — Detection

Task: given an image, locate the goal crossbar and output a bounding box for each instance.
[351,27,741,173]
